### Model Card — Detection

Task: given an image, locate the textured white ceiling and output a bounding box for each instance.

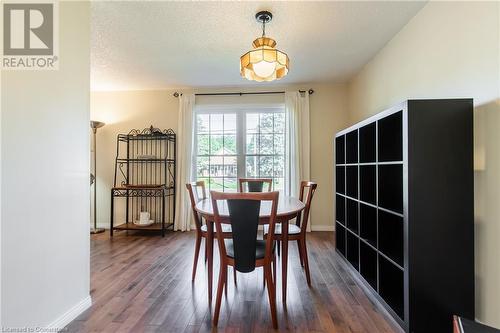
[91,1,426,91]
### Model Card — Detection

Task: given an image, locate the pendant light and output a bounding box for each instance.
[240,11,289,82]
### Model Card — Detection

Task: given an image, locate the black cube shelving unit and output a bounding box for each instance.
[334,99,474,333]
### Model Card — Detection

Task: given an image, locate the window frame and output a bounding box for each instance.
[193,104,286,192]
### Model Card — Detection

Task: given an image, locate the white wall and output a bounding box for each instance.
[91,83,348,231]
[347,1,500,328]
[1,2,91,329]
[308,84,348,230]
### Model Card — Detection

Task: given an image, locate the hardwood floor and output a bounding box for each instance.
[66,231,401,333]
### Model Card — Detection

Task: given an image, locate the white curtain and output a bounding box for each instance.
[174,93,195,231]
[285,91,311,197]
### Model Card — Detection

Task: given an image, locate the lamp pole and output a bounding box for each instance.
[90,120,105,234]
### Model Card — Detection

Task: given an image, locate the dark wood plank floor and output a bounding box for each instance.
[66,231,401,333]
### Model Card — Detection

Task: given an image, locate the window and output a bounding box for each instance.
[194,106,285,192]
[244,112,285,190]
[195,113,238,192]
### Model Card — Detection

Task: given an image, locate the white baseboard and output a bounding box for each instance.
[311,225,334,231]
[96,222,109,229]
[47,295,91,332]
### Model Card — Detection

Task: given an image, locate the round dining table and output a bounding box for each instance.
[195,195,305,304]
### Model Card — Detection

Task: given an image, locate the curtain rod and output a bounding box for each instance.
[172,89,314,98]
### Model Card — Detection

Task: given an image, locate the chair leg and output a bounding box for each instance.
[224,266,228,296]
[282,238,288,304]
[297,239,304,267]
[272,256,277,284]
[277,240,281,256]
[204,240,208,263]
[262,234,268,288]
[213,264,226,327]
[265,264,278,329]
[192,234,202,281]
[301,238,311,286]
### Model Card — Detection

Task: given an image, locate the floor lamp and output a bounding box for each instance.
[90,120,105,234]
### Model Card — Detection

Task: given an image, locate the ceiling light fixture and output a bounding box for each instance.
[240,11,289,82]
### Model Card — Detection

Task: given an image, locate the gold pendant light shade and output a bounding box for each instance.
[240,37,289,82]
[240,11,289,82]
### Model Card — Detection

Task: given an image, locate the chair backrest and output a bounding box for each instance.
[298,181,318,234]
[211,191,279,273]
[185,181,207,232]
[239,178,273,193]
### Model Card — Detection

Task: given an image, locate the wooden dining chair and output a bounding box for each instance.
[211,190,279,329]
[239,178,272,192]
[265,181,318,286]
[186,181,233,282]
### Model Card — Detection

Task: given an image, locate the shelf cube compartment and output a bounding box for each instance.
[360,165,376,204]
[378,111,403,162]
[336,195,345,224]
[336,223,346,257]
[346,166,358,198]
[360,241,378,290]
[378,210,404,266]
[360,203,377,247]
[379,255,404,320]
[378,164,403,213]
[346,231,360,271]
[336,166,345,194]
[336,135,345,164]
[346,130,358,163]
[359,122,376,163]
[346,199,359,234]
